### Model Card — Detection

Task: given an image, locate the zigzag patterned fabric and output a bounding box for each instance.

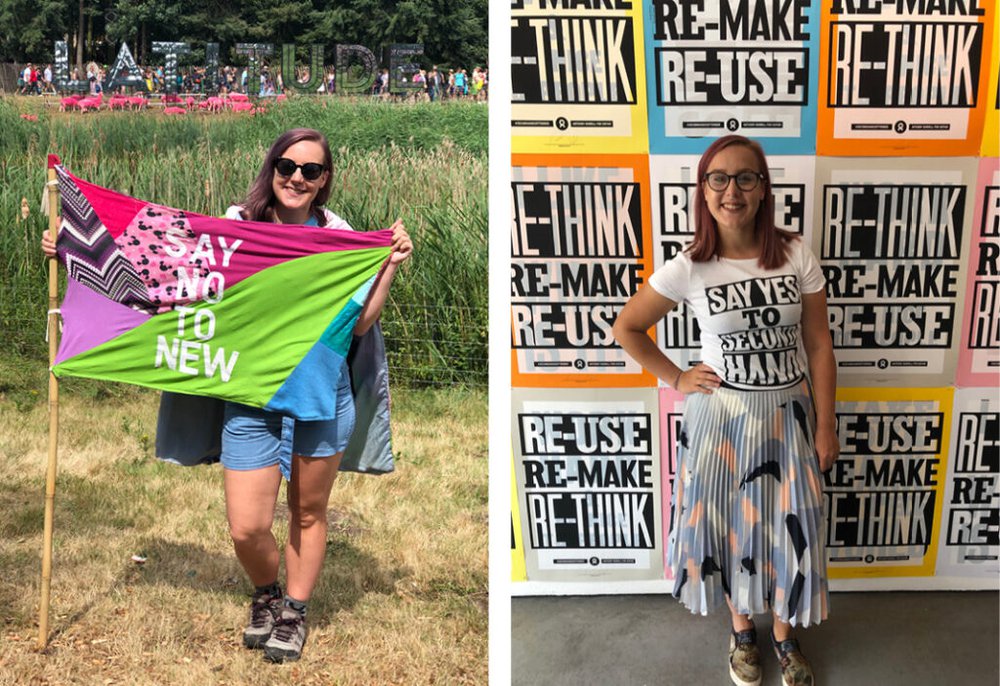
[52,166,393,420]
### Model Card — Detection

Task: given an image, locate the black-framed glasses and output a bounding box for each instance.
[703,171,765,192]
[274,157,326,181]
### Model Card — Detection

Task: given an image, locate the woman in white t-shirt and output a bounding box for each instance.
[613,135,837,686]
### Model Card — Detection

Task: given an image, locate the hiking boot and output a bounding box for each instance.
[243,587,283,649]
[772,630,814,686]
[728,625,761,686]
[263,607,308,663]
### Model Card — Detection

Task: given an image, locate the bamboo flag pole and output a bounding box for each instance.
[38,154,62,650]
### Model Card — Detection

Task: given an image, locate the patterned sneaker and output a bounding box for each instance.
[771,631,814,686]
[728,626,762,686]
[263,607,308,663]
[243,587,283,649]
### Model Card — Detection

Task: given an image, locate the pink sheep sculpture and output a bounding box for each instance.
[59,95,81,112]
[163,106,187,115]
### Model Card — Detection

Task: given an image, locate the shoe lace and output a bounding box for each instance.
[272,612,303,642]
[249,595,277,628]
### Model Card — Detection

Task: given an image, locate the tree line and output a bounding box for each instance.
[2,0,488,73]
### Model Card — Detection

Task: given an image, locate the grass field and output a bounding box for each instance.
[0,356,487,685]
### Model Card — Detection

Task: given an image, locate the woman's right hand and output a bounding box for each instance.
[675,363,721,395]
[41,229,57,257]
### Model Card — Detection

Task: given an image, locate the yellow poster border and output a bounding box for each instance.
[511,453,527,582]
[980,8,999,155]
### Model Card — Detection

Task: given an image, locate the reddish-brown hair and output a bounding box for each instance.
[687,135,795,270]
[240,128,332,224]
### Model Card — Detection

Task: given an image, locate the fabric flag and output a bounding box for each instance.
[51,165,392,420]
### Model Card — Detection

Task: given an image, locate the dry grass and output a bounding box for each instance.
[0,376,486,685]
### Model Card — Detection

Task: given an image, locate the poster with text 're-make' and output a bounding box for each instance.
[817,1,996,156]
[813,157,977,386]
[644,0,820,154]
[657,387,685,580]
[511,0,649,154]
[650,154,816,379]
[512,454,528,581]
[511,155,656,387]
[513,387,664,581]
[826,387,952,579]
[981,11,999,155]
[957,158,1000,386]
[936,389,999,580]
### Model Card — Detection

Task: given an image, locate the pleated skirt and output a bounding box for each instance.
[667,378,829,627]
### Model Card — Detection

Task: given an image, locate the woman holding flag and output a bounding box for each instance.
[42,127,413,664]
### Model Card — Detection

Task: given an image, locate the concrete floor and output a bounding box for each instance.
[512,592,999,685]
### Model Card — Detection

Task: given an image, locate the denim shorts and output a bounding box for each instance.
[220,371,356,472]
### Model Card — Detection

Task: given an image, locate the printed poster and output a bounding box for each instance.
[511,155,655,387]
[650,154,816,378]
[814,157,977,386]
[512,388,664,581]
[817,0,996,155]
[826,387,952,578]
[956,157,1000,386]
[936,388,999,580]
[511,0,649,154]
[981,9,999,156]
[644,0,820,154]
[657,387,685,579]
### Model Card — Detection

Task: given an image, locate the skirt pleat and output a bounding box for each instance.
[667,379,829,627]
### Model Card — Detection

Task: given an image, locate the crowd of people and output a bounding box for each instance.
[15,60,486,101]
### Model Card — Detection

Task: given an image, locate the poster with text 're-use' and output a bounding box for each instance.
[814,157,977,386]
[657,387,685,580]
[935,388,999,580]
[511,0,649,154]
[650,154,816,380]
[957,158,1000,387]
[644,0,820,154]
[826,387,952,578]
[817,0,996,155]
[513,387,664,581]
[512,155,655,387]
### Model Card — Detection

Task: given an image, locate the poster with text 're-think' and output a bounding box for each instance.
[657,387,685,580]
[957,158,1000,386]
[511,0,649,153]
[817,1,995,155]
[936,389,999,580]
[512,156,655,387]
[649,155,816,380]
[814,158,976,386]
[826,387,951,578]
[513,388,664,581]
[644,0,820,154]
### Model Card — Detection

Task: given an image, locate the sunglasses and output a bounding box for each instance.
[703,171,765,192]
[274,157,326,181]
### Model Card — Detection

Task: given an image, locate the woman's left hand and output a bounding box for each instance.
[388,218,413,264]
[815,424,840,473]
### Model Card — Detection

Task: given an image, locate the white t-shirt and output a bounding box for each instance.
[647,238,825,390]
[224,205,353,231]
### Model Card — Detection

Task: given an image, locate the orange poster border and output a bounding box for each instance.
[817,5,996,156]
[511,153,657,388]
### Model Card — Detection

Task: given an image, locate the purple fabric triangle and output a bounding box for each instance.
[55,277,151,365]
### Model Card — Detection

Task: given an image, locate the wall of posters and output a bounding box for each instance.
[512,388,664,581]
[644,0,820,154]
[957,158,1000,386]
[511,0,649,154]
[816,0,996,156]
[511,155,656,387]
[813,157,977,386]
[936,388,999,579]
[827,387,952,579]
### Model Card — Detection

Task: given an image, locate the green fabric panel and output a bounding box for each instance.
[53,247,389,408]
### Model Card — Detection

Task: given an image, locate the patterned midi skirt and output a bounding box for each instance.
[668,379,829,627]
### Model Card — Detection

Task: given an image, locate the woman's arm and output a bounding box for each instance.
[612,285,720,394]
[353,219,413,335]
[800,289,839,471]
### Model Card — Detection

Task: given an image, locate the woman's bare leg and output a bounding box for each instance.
[284,453,342,601]
[224,465,283,586]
